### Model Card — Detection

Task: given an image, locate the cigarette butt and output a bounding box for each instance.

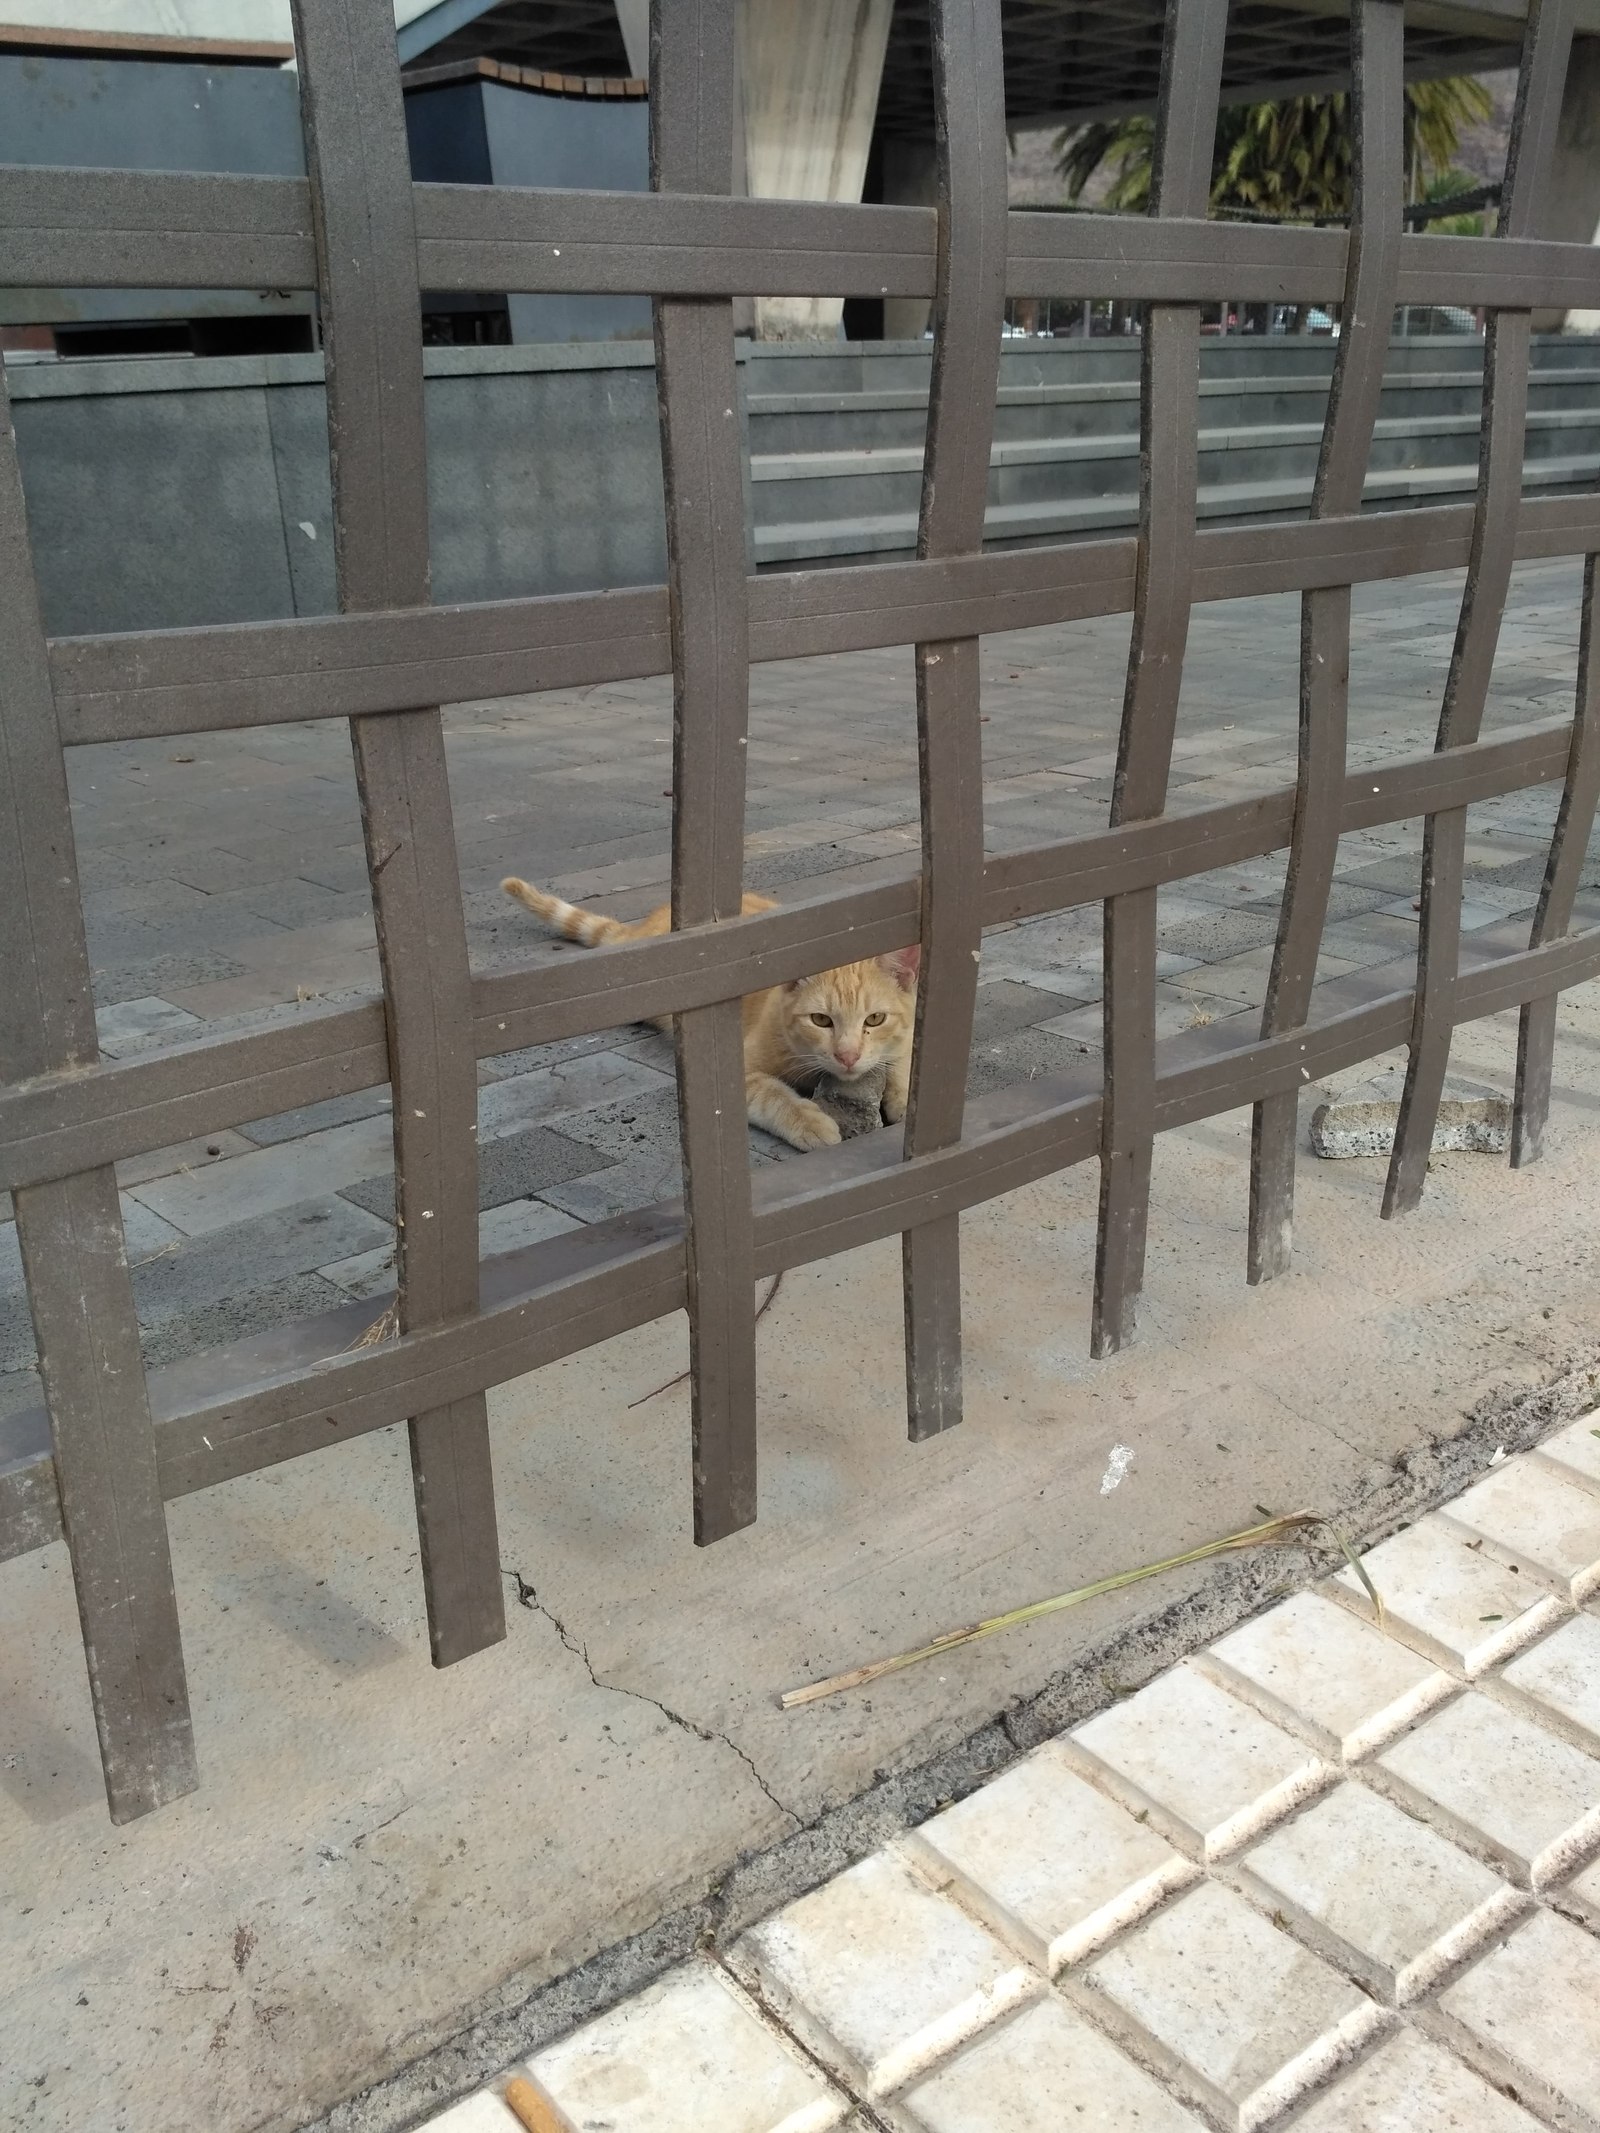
[503,2076,567,2132]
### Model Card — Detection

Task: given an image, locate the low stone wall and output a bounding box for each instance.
[10,333,1600,638]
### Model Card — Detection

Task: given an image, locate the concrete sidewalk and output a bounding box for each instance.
[5,558,1600,2133]
[426,1415,1600,2133]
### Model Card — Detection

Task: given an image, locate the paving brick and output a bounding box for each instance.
[1532,1411,1600,1494]
[114,1129,257,1189]
[733,1849,1038,2098]
[340,1126,609,1223]
[139,1271,348,1369]
[1063,1664,1332,1862]
[1079,1880,1384,2132]
[90,947,248,1006]
[476,1051,674,1139]
[130,1196,392,1327]
[966,1024,1089,1099]
[1197,1591,1454,1761]
[1436,1909,1600,2127]
[1496,1610,1600,1754]
[899,1994,1205,2133]
[1439,1455,1600,1603]
[94,994,204,1056]
[1328,1515,1567,1676]
[902,1742,1196,1973]
[523,1961,847,2133]
[238,1088,393,1146]
[1372,1691,1600,1886]
[1237,1781,1523,2003]
[127,1113,397,1235]
[1287,2027,1544,2133]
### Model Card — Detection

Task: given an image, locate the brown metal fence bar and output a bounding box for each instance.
[0,367,198,1822]
[1092,0,1228,1357]
[650,0,759,1542]
[898,0,1008,1441]
[1249,0,1404,1284]
[290,0,504,1664]
[1514,555,1600,1161]
[1385,0,1575,1216]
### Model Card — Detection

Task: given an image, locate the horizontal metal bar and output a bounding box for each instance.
[10,165,1600,314]
[415,187,937,296]
[0,167,316,289]
[6,909,1596,1563]
[0,714,1573,1194]
[49,496,1600,749]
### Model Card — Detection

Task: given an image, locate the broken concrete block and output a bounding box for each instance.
[1310,1096,1511,1159]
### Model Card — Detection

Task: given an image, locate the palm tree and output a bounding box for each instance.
[1056,76,1491,221]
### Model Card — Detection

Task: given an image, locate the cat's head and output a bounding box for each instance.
[779,945,919,1082]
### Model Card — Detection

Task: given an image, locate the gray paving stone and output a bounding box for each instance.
[93,995,205,1056]
[1158,907,1282,963]
[339,1126,610,1223]
[89,948,249,1006]
[238,1088,394,1147]
[476,1051,674,1139]
[126,1113,398,1235]
[967,1024,1090,1099]
[130,1197,392,1328]
[139,1271,350,1369]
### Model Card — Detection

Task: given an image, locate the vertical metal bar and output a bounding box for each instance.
[1249,0,1404,1283]
[290,0,504,1661]
[0,367,197,1823]
[1384,0,1574,1216]
[652,0,758,1540]
[899,0,1008,1440]
[1513,552,1600,1164]
[1092,0,1228,1356]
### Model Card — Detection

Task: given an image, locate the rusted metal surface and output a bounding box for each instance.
[3,0,1598,1819]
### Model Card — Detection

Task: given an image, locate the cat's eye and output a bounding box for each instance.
[809,1013,833,1028]
[864,1012,886,1027]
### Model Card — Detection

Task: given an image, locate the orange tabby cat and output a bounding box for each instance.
[501,877,918,1150]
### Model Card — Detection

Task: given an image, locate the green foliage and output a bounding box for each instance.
[1055,75,1492,223]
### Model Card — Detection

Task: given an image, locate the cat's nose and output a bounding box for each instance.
[835,1046,860,1071]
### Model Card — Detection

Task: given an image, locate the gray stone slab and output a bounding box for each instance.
[126,1113,398,1235]
[139,1272,350,1371]
[972,979,1066,1049]
[94,996,205,1057]
[338,1125,609,1223]
[476,1051,674,1140]
[89,949,248,1006]
[239,1089,394,1147]
[130,1196,393,1328]
[0,1196,183,1299]
[1158,906,1283,962]
[967,1023,1087,1098]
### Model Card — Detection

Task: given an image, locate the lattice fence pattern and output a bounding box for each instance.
[2,0,1598,1823]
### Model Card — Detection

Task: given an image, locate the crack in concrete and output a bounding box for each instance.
[502,1568,800,1829]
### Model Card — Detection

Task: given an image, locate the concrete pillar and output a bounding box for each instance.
[614,0,649,80]
[1544,36,1600,330]
[881,134,938,341]
[738,0,894,339]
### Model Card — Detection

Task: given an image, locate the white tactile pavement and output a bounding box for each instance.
[417,1419,1600,2133]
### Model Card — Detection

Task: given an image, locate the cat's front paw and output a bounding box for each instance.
[784,1099,843,1151]
[881,1086,907,1125]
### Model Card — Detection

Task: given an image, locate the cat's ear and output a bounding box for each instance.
[877,944,921,990]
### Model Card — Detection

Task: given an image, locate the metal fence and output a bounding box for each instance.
[3,0,1598,1824]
